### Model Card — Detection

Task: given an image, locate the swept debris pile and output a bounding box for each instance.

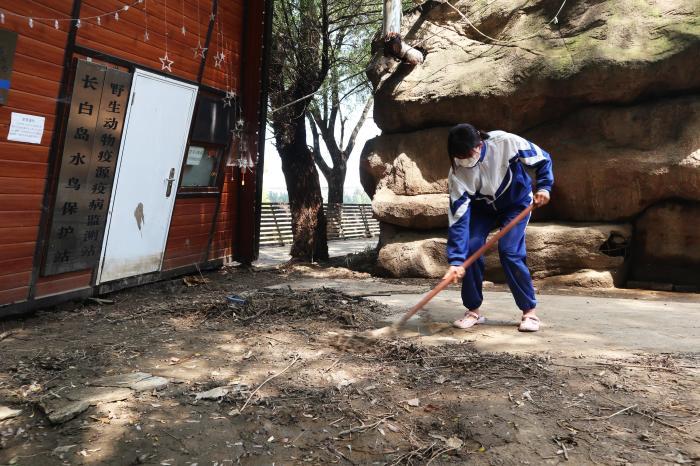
[222,288,382,329]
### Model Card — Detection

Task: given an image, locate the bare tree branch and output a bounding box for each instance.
[307,113,331,179]
[345,97,373,156]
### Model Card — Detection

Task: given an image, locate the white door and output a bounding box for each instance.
[97,69,198,284]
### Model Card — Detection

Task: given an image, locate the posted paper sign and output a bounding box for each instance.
[186,146,205,165]
[8,112,45,144]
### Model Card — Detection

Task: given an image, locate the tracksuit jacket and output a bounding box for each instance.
[447,130,554,311]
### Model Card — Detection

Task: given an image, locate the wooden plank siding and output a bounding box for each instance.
[75,0,209,82]
[0,1,72,305]
[208,165,238,262]
[0,0,264,310]
[161,197,216,270]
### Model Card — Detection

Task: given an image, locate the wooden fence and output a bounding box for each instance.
[259,203,380,247]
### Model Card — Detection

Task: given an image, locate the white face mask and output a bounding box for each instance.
[454,156,480,168]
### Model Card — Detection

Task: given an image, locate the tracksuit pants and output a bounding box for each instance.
[461,200,537,312]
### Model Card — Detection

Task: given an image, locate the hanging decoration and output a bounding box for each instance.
[218,2,253,186]
[213,10,223,69]
[230,120,254,186]
[181,0,186,35]
[228,89,254,183]
[143,0,150,41]
[192,0,207,58]
[159,0,174,72]
[222,39,237,109]
[0,0,142,32]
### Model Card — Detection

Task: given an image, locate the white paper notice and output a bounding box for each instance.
[7,112,45,144]
[186,146,205,166]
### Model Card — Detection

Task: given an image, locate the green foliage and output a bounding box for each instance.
[343,187,371,204]
[267,191,290,203]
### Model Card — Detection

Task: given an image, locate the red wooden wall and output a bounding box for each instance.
[0,0,264,309]
[0,2,73,304]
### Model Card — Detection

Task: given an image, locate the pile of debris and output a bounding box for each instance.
[227,288,383,329]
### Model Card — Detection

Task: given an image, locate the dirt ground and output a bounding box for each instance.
[0,264,698,465]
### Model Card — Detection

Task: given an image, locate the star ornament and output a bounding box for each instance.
[214,53,224,69]
[222,90,236,108]
[159,52,174,72]
[192,40,208,59]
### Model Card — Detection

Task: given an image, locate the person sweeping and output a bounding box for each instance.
[443,124,554,332]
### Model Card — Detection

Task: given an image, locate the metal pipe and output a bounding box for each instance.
[382,0,402,36]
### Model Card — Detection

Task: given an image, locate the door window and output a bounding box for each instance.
[182,145,222,187]
[179,93,230,191]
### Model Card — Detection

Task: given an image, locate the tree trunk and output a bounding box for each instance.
[326,162,346,205]
[278,118,329,262]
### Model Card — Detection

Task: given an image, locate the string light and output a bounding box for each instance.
[159,0,174,72]
[143,0,149,41]
[181,0,186,35]
[0,1,142,30]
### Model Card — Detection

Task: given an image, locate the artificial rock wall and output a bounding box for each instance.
[361,0,700,288]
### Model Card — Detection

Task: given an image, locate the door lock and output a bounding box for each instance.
[165,168,176,197]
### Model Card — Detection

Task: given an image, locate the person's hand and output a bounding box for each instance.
[534,189,550,207]
[443,265,465,284]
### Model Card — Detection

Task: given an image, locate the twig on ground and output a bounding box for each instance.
[194,263,213,291]
[239,355,301,413]
[599,394,700,442]
[426,446,458,465]
[553,361,696,373]
[325,357,343,373]
[579,404,637,421]
[391,442,437,466]
[291,430,306,446]
[338,414,396,437]
[327,444,356,465]
[553,438,570,460]
[163,429,188,452]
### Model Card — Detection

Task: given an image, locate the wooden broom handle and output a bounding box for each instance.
[395,203,535,328]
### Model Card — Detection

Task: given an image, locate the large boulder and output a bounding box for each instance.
[630,201,700,285]
[360,127,450,198]
[372,0,700,133]
[363,0,700,286]
[526,96,700,221]
[372,189,448,229]
[363,96,700,226]
[376,222,631,287]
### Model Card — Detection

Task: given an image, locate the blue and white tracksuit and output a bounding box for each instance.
[447,131,554,312]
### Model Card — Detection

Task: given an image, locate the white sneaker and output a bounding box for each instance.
[453,311,485,329]
[518,315,540,332]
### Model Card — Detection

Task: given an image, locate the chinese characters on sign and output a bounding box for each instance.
[44,60,132,276]
[0,29,18,105]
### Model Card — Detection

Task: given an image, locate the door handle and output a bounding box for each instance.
[165,168,176,197]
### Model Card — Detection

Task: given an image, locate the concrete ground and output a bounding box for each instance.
[272,279,700,358]
[256,237,377,266]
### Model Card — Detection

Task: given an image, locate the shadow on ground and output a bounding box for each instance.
[0,266,698,465]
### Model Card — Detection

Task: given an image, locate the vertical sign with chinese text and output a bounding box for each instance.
[44,60,132,276]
